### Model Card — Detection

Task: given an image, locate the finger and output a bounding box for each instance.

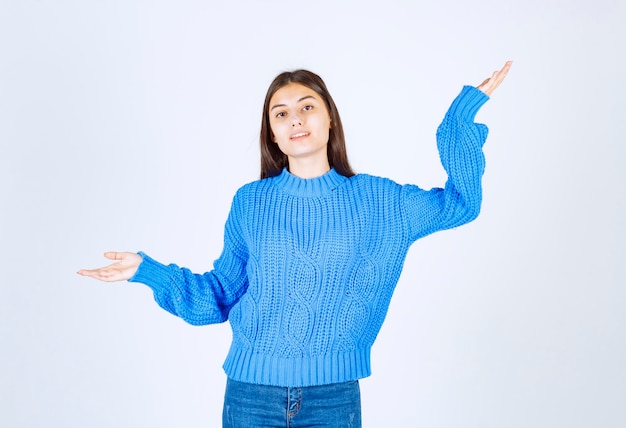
[492,61,512,84]
[77,267,105,277]
[78,268,120,282]
[478,61,512,96]
[485,68,505,89]
[478,77,490,88]
[77,269,102,279]
[104,251,125,260]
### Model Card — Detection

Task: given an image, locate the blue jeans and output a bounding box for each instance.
[222,378,362,427]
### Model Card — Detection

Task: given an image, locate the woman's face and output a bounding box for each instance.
[268,83,332,166]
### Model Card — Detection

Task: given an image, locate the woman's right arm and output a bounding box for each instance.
[128,246,249,326]
[79,248,248,326]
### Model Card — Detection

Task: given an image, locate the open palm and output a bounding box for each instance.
[77,252,142,282]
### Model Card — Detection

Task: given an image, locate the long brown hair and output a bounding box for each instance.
[260,70,355,179]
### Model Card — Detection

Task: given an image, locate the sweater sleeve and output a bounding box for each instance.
[401,85,489,242]
[128,195,249,326]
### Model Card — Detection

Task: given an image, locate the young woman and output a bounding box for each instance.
[78,61,512,427]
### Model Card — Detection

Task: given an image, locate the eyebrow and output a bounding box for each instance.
[270,95,316,111]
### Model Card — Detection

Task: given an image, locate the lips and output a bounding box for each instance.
[290,132,310,140]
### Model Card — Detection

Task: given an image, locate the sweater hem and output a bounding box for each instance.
[222,346,372,387]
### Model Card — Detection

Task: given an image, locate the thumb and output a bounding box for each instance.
[104,251,125,261]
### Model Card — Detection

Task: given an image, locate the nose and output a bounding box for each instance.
[291,115,302,127]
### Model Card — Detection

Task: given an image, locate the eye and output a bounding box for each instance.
[302,105,314,111]
[275,111,287,118]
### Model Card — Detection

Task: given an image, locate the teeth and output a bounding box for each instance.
[291,132,308,139]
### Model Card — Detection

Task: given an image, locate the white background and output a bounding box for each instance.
[1,0,624,426]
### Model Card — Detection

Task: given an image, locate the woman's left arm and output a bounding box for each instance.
[401,61,512,241]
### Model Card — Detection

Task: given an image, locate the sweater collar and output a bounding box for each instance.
[271,167,347,197]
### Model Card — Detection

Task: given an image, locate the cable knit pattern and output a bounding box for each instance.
[129,85,489,387]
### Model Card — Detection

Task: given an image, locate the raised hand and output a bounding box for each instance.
[477,61,513,96]
[77,251,142,282]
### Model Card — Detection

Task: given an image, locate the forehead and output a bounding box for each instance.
[270,83,322,105]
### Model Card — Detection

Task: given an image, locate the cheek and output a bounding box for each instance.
[319,118,332,136]
[319,115,332,131]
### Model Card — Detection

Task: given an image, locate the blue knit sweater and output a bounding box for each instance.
[129,85,489,387]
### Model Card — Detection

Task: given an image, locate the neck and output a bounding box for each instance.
[287,157,331,179]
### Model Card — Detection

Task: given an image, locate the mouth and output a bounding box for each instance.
[290,132,310,140]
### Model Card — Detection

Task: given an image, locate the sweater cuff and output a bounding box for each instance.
[128,251,171,295]
[447,85,490,121]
